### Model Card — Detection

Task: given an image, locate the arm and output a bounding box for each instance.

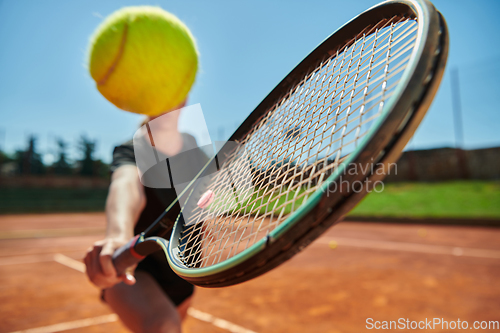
[84,165,146,289]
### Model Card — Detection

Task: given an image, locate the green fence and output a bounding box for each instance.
[0,188,109,214]
[1,181,499,220]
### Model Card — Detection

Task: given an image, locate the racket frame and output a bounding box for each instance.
[166,0,448,287]
[113,0,449,287]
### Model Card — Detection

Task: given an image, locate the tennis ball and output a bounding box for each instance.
[328,240,338,249]
[88,6,198,116]
[417,228,427,238]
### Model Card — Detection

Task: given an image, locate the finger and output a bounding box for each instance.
[83,247,114,289]
[92,249,110,284]
[83,254,90,274]
[91,243,108,276]
[89,260,113,289]
[121,273,136,285]
[93,239,106,247]
[91,245,102,260]
[87,250,101,282]
[86,263,98,285]
[99,243,117,277]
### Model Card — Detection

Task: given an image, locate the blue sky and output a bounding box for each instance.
[1,0,499,163]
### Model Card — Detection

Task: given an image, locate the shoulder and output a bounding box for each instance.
[110,140,136,173]
[180,133,198,150]
[113,139,134,153]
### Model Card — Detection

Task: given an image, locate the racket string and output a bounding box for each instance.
[179,16,418,268]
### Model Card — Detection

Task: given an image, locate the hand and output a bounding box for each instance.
[84,238,136,289]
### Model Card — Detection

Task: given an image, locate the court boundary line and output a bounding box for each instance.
[0,228,106,240]
[53,253,86,272]
[187,308,257,333]
[52,253,258,333]
[8,314,118,333]
[317,237,500,259]
[0,251,85,266]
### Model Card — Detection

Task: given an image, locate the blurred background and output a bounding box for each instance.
[0,1,499,333]
[0,0,499,216]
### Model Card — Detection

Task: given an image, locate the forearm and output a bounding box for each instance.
[84,166,144,288]
[105,167,146,240]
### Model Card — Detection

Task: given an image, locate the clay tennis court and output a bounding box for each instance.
[1,213,499,333]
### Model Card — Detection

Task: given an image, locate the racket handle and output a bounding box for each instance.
[112,235,146,276]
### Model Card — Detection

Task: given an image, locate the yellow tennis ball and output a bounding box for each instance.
[328,240,338,249]
[88,6,198,116]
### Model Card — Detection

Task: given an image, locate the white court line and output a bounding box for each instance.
[0,255,55,266]
[8,314,118,333]
[317,237,500,259]
[0,251,85,266]
[53,253,85,272]
[188,308,257,333]
[52,253,258,333]
[0,228,105,240]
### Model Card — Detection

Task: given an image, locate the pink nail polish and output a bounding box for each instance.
[197,190,215,209]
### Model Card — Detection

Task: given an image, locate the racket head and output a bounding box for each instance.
[167,0,449,287]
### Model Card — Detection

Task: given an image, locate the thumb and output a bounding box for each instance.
[121,272,136,286]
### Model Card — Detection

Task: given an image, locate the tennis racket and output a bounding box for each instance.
[113,0,448,287]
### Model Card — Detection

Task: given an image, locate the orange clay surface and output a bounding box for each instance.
[0,213,499,333]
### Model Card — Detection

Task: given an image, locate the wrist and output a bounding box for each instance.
[105,233,133,244]
[105,221,134,242]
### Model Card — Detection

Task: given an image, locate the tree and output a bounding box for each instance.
[0,149,14,175]
[53,138,72,175]
[93,159,110,179]
[78,135,96,176]
[15,135,45,175]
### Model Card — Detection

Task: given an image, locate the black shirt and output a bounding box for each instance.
[110,133,206,236]
[109,133,207,305]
